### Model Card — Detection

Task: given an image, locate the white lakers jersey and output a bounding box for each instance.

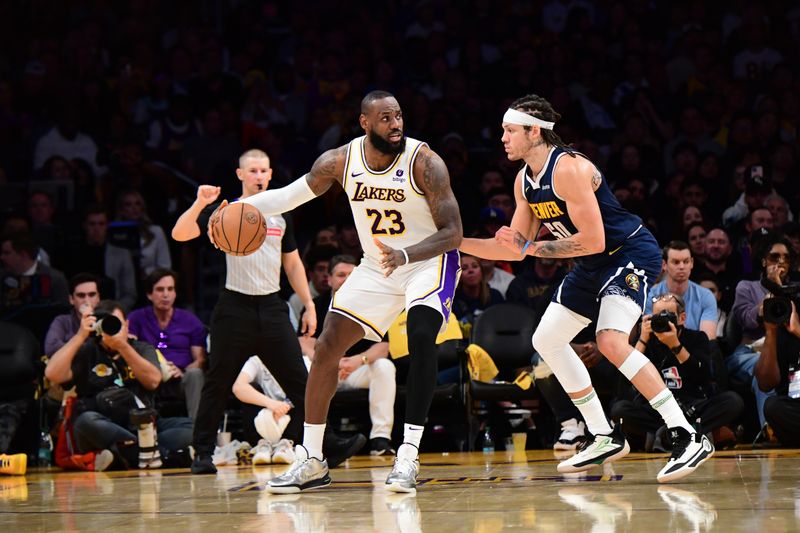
[342,136,438,264]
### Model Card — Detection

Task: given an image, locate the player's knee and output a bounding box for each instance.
[595,332,628,359]
[313,336,343,368]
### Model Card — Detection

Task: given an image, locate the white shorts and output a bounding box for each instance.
[330,250,461,341]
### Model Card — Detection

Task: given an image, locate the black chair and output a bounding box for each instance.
[467,303,539,449]
[0,321,42,455]
[328,339,470,452]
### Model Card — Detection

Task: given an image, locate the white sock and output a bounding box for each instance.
[399,423,424,460]
[649,389,694,433]
[571,390,613,436]
[302,422,326,460]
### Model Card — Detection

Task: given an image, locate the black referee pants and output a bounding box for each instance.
[193,290,308,454]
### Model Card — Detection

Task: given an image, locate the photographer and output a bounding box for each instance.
[755,297,800,446]
[45,300,192,469]
[612,293,743,449]
[728,234,795,427]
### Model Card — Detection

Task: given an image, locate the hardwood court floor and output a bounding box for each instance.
[2,448,799,532]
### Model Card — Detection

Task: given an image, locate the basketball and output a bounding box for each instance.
[211,202,267,256]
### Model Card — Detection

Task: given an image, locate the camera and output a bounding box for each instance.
[650,310,678,333]
[760,277,800,325]
[92,312,122,336]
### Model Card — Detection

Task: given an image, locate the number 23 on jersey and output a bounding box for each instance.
[366,208,406,236]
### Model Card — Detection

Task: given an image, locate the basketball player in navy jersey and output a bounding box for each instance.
[462,94,713,483]
[208,91,462,493]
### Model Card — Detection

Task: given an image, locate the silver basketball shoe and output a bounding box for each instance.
[267,445,331,494]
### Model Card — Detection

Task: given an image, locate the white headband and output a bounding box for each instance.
[502,108,555,130]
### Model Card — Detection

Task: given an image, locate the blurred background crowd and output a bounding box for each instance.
[2,0,800,465]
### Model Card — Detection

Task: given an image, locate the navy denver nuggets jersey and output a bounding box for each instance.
[522,146,642,270]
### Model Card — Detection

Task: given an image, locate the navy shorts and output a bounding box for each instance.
[551,228,662,322]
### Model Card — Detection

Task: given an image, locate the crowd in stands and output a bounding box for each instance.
[2,0,800,469]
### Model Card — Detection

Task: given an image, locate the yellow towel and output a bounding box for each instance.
[465,344,499,382]
[388,311,463,359]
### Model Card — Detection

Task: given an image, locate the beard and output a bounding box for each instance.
[368,129,406,155]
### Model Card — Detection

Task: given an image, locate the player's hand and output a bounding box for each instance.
[206,199,229,248]
[495,226,528,255]
[300,304,317,337]
[338,355,361,380]
[374,237,406,277]
[197,185,221,206]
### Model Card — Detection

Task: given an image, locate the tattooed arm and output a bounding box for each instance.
[239,146,346,214]
[375,146,463,275]
[496,156,605,258]
[461,170,540,260]
[406,147,463,259]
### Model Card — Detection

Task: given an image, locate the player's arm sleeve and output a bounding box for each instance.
[196,202,220,234]
[281,213,298,253]
[241,175,318,216]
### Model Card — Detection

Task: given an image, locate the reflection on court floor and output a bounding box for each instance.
[2,449,799,532]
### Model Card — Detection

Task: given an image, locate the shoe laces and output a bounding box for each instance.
[392,457,417,476]
[668,429,691,460]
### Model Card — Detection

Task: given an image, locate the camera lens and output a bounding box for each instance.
[97,315,122,336]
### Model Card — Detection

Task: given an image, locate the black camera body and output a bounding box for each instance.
[650,310,678,333]
[760,277,800,325]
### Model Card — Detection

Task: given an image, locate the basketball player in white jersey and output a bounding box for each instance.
[210,91,462,493]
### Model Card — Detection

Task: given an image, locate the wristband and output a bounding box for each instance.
[399,248,409,265]
[361,355,369,365]
[520,240,533,255]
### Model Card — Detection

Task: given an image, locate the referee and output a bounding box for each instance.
[172,149,363,474]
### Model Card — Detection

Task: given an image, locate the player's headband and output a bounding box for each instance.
[502,108,555,130]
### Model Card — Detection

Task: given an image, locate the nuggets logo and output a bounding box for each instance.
[92,364,114,377]
[625,273,640,291]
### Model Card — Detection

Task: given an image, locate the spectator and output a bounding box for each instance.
[127,269,206,420]
[506,257,566,310]
[44,300,192,469]
[613,293,743,450]
[692,228,741,312]
[453,253,504,325]
[44,273,101,357]
[33,104,105,178]
[56,205,137,311]
[289,245,337,320]
[646,241,718,340]
[728,235,795,427]
[685,222,707,262]
[485,187,514,222]
[232,355,297,465]
[722,165,773,228]
[27,190,62,259]
[765,193,793,228]
[479,256,515,299]
[116,190,172,276]
[696,273,729,341]
[1,232,69,307]
[756,297,800,446]
[298,255,396,456]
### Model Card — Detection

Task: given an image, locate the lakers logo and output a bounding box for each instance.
[625,273,640,291]
[444,297,453,310]
[92,364,114,377]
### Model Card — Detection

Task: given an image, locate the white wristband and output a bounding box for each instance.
[400,248,409,265]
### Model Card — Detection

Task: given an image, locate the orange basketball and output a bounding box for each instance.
[212,202,267,256]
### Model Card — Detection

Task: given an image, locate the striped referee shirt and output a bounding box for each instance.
[199,203,297,295]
